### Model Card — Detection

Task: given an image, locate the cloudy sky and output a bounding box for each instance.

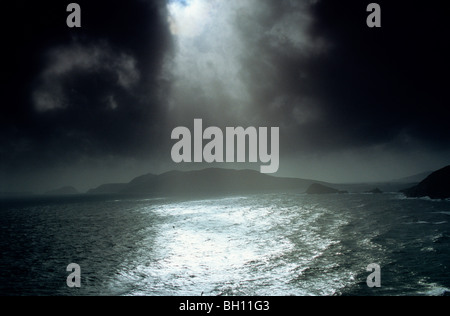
[1,0,449,193]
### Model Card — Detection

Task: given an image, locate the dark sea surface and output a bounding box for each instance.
[0,193,449,296]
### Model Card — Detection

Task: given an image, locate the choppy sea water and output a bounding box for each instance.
[0,193,449,296]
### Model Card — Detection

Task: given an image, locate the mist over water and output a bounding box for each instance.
[1,193,449,296]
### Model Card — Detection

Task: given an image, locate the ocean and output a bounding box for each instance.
[0,193,449,296]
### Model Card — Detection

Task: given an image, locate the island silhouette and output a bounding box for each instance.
[402,165,450,200]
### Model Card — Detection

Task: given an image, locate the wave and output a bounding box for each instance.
[404,221,448,225]
[393,194,450,202]
[417,281,450,296]
[433,211,450,216]
[432,233,450,244]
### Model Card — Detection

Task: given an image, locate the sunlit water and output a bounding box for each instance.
[1,193,449,296]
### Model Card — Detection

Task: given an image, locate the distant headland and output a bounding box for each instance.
[87,168,322,197]
[402,165,450,200]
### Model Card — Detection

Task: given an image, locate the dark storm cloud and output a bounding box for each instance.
[301,0,450,150]
[0,0,172,169]
[227,0,450,153]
